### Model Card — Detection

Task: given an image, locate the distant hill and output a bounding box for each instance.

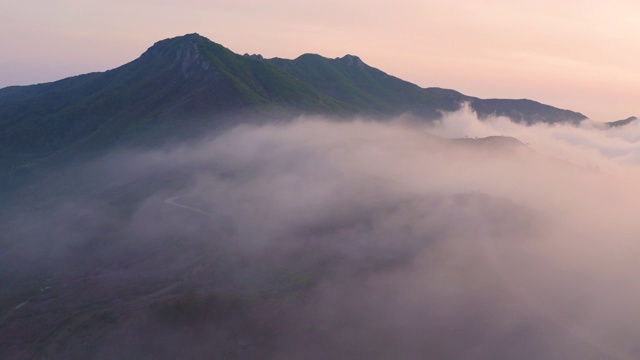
[606,116,637,128]
[469,98,585,125]
[0,33,588,177]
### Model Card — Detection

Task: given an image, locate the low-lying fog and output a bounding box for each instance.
[3,107,640,359]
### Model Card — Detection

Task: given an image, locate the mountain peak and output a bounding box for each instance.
[145,33,206,50]
[337,54,365,67]
[141,33,221,60]
[243,53,264,60]
[137,33,228,78]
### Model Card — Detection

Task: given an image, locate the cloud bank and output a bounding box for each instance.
[2,111,640,359]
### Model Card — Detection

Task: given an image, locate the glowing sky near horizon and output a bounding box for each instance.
[1,0,639,121]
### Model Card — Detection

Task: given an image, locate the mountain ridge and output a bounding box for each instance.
[606,116,637,128]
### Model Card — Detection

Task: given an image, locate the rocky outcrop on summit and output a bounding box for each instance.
[338,55,366,67]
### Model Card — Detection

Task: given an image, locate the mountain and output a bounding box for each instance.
[468,98,586,125]
[606,116,637,128]
[0,33,587,177]
[0,34,347,158]
[266,53,465,119]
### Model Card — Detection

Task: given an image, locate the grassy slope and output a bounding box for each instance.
[268,54,587,124]
[268,54,466,118]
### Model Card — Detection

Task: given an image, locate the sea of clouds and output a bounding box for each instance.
[3,108,640,359]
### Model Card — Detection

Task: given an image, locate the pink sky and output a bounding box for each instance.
[1,0,639,121]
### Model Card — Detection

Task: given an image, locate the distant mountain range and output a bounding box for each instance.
[0,33,593,176]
